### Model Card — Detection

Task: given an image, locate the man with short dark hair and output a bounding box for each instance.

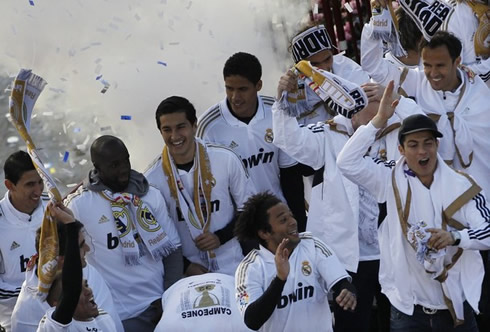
[337,82,490,331]
[145,96,255,276]
[197,52,310,233]
[0,151,47,332]
[362,16,490,196]
[234,192,356,332]
[65,135,182,332]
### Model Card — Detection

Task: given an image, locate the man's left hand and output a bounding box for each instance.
[427,228,454,250]
[195,232,220,251]
[336,289,357,311]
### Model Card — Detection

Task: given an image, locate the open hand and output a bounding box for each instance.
[275,238,290,281]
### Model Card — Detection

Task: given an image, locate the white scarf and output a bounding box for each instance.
[391,155,481,324]
[370,5,407,57]
[100,191,176,266]
[399,0,453,41]
[285,61,368,119]
[162,140,219,272]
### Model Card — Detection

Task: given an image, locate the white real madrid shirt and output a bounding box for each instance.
[37,307,115,332]
[0,191,46,332]
[154,273,252,332]
[197,95,297,202]
[65,186,181,321]
[235,233,349,332]
[145,142,256,276]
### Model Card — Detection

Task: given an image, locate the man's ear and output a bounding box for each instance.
[256,80,263,92]
[5,179,15,191]
[398,144,404,156]
[258,229,269,242]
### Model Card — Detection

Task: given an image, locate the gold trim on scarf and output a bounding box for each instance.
[162,141,216,261]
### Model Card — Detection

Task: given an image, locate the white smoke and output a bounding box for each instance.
[0,0,310,196]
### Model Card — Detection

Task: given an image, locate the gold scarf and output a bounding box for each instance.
[162,141,218,271]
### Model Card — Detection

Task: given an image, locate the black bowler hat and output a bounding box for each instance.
[398,114,443,144]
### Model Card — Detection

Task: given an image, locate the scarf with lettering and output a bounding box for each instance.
[285,60,368,119]
[8,69,60,298]
[399,0,453,41]
[369,4,407,57]
[161,140,218,272]
[291,25,333,63]
[90,170,176,266]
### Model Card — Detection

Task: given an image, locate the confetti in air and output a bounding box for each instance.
[120,115,132,120]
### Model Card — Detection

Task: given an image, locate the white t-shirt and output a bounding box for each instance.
[0,191,47,332]
[65,186,181,321]
[145,142,256,276]
[197,95,296,202]
[235,233,349,332]
[37,307,115,332]
[154,273,251,332]
[11,264,123,332]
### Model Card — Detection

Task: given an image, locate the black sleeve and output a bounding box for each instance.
[331,277,356,300]
[214,213,239,245]
[163,247,184,290]
[243,276,286,331]
[280,164,309,233]
[52,222,82,324]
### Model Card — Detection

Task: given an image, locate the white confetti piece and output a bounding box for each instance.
[7,136,19,144]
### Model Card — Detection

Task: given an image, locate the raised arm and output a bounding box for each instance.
[49,203,82,325]
[272,71,326,170]
[337,82,400,201]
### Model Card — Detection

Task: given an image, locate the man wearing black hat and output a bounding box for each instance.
[337,82,490,331]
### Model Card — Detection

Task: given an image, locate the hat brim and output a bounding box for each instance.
[401,128,443,138]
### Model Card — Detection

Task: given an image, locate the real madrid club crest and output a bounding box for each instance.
[301,260,312,276]
[265,128,274,143]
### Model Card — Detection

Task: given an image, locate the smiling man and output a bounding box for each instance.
[361,26,490,197]
[234,192,356,332]
[337,83,490,331]
[145,96,255,276]
[0,151,48,332]
[65,135,182,332]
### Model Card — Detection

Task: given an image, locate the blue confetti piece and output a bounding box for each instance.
[96,75,103,80]
[157,61,167,66]
[63,151,69,162]
[73,127,81,133]
[121,115,132,120]
[29,0,34,6]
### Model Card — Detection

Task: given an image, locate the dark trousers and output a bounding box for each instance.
[390,302,478,332]
[334,260,389,332]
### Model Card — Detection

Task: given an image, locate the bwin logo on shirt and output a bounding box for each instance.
[276,282,314,309]
[242,149,274,169]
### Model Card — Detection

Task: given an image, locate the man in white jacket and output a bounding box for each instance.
[362,23,490,197]
[337,82,490,331]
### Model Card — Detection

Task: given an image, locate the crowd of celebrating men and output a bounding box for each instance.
[1,0,490,331]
